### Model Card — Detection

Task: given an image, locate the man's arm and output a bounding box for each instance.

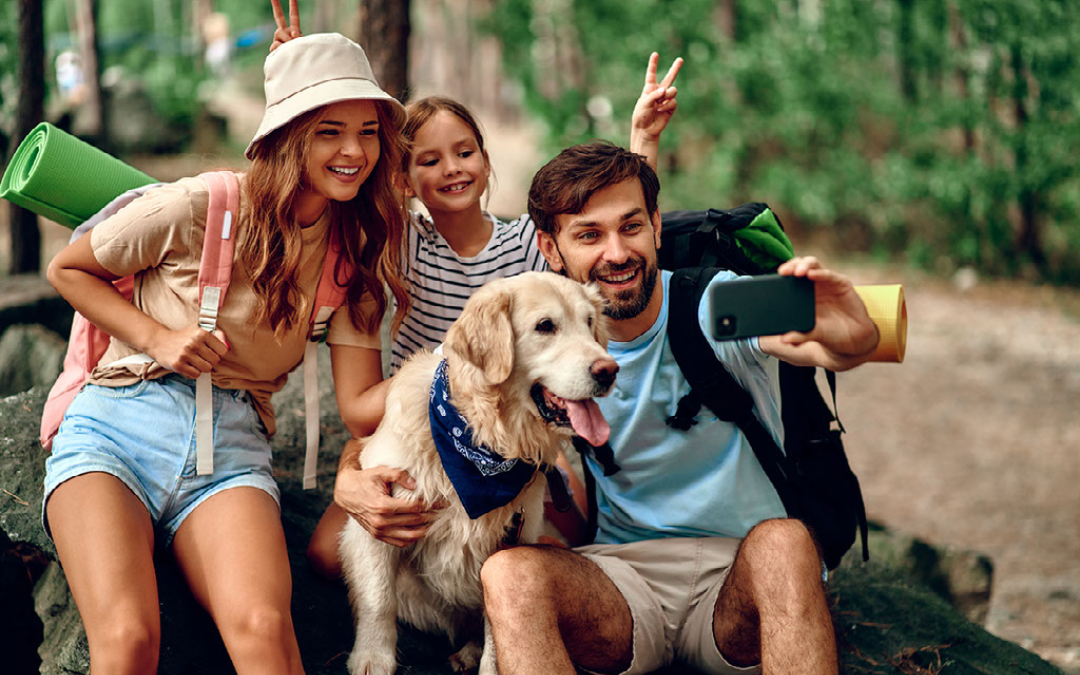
[758,257,879,371]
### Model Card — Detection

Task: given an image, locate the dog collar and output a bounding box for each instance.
[429,359,536,519]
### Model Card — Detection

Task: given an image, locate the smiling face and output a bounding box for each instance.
[296,99,381,219]
[402,110,490,219]
[537,178,664,341]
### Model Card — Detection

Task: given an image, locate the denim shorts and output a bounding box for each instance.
[43,375,280,546]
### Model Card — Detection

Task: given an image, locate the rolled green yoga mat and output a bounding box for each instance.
[1,121,156,229]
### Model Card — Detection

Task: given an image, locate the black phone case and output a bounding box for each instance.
[708,274,815,341]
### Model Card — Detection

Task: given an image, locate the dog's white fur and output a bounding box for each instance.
[340,272,616,675]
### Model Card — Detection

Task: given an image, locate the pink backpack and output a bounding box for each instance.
[40,171,351,489]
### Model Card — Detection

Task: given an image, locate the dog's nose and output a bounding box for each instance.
[591,357,619,390]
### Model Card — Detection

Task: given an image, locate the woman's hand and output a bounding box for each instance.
[333,440,444,548]
[145,324,229,379]
[270,0,303,51]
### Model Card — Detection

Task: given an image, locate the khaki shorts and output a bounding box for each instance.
[575,537,760,675]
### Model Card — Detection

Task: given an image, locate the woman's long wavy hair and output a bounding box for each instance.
[242,100,410,339]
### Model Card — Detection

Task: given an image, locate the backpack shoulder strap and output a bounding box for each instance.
[300,226,356,489]
[197,171,241,318]
[310,227,354,340]
[193,170,241,478]
[665,267,799,515]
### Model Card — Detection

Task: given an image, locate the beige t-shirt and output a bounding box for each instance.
[88,173,381,435]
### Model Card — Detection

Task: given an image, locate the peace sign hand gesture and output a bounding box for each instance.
[630,52,683,169]
[632,53,683,141]
[270,0,303,52]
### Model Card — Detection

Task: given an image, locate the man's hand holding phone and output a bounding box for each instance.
[717,257,880,371]
[709,274,815,341]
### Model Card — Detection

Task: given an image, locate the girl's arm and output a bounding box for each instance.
[46,234,228,378]
[328,345,439,548]
[330,343,388,438]
[629,52,683,170]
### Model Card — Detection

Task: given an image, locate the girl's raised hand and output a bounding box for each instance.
[270,0,303,52]
[631,52,683,141]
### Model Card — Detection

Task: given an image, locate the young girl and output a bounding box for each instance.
[42,29,406,674]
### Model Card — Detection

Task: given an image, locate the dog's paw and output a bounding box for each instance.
[449,640,484,673]
[346,649,397,675]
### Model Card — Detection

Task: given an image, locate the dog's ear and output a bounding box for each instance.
[445,284,515,384]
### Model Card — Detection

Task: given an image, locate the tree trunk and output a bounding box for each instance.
[8,0,45,275]
[948,2,975,152]
[897,0,917,103]
[72,0,107,147]
[359,0,411,102]
[192,0,213,69]
[1010,43,1044,270]
[717,0,738,42]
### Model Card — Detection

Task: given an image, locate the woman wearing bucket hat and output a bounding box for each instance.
[42,25,408,674]
[266,1,684,578]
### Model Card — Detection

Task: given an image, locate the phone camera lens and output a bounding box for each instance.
[717,315,736,336]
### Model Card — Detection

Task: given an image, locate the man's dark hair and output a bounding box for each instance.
[527,141,660,235]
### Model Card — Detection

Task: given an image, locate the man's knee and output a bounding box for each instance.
[740,518,822,581]
[481,546,559,612]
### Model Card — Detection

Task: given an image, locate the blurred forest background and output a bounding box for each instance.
[1,0,1079,284]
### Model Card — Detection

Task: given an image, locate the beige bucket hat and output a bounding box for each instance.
[245,33,406,159]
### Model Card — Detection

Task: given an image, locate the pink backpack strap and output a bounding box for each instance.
[193,171,241,477]
[301,226,355,489]
[310,227,354,339]
[197,171,240,323]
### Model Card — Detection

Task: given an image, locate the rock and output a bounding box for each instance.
[0,325,67,398]
[831,562,1062,674]
[840,522,995,625]
[0,364,1066,674]
[0,275,74,342]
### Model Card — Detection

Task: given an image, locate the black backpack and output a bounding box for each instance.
[570,203,868,571]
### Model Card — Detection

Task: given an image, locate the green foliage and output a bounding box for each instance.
[0,0,287,152]
[0,0,18,155]
[488,0,1080,284]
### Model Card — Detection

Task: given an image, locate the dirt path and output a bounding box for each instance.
[831,261,1080,672]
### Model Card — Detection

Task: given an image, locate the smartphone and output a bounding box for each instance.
[708,274,815,341]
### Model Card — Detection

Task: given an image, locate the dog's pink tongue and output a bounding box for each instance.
[565,399,610,447]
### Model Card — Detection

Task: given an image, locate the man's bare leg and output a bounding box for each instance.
[481,545,633,675]
[713,518,837,674]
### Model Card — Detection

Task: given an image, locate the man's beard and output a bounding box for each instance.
[592,258,658,320]
[553,245,659,321]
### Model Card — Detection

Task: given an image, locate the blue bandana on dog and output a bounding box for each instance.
[429,359,536,519]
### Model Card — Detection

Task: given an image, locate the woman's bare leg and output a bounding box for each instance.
[48,473,160,674]
[171,487,304,675]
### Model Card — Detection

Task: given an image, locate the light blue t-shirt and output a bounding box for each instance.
[587,269,787,545]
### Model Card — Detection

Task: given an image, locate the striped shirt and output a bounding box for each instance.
[391,210,549,371]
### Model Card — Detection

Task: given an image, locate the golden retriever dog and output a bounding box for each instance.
[340,272,618,675]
